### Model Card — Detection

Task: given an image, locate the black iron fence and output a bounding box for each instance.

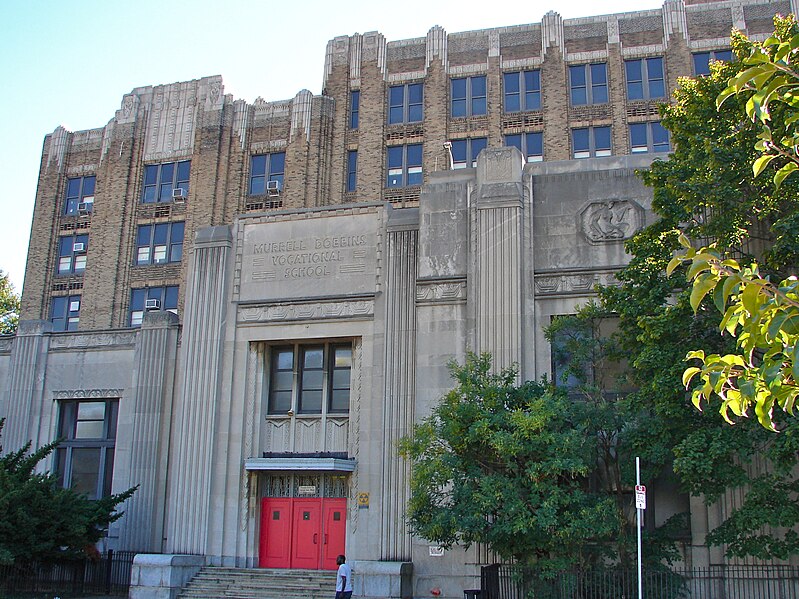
[481,564,799,599]
[0,550,136,597]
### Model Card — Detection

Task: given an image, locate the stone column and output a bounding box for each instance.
[380,207,418,561]
[2,321,51,453]
[165,226,232,555]
[116,311,180,552]
[471,147,526,372]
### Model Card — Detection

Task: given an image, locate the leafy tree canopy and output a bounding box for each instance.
[581,15,799,559]
[674,16,799,431]
[0,418,136,566]
[0,270,19,335]
[399,353,683,572]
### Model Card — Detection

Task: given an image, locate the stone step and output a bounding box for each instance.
[177,566,338,599]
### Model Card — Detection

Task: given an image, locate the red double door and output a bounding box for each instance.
[259,497,346,570]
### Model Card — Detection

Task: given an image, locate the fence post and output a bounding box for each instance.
[106,548,114,594]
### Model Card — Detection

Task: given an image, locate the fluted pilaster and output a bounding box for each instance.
[2,321,51,452]
[117,311,180,552]
[166,226,232,555]
[380,213,418,561]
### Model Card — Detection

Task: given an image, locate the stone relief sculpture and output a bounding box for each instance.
[580,199,642,243]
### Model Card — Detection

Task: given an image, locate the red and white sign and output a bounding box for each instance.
[635,485,646,510]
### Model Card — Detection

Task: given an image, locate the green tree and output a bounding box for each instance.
[0,418,136,566]
[0,270,19,335]
[582,19,799,559]
[675,16,799,431]
[398,352,683,572]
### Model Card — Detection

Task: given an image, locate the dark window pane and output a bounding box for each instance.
[70,447,101,499]
[505,134,522,151]
[303,347,324,369]
[451,99,467,118]
[471,138,487,162]
[144,165,158,185]
[407,144,423,166]
[504,72,519,93]
[452,140,467,164]
[67,178,81,197]
[270,390,292,413]
[528,133,543,156]
[573,129,589,151]
[276,349,293,370]
[332,369,351,390]
[82,177,96,196]
[334,347,352,367]
[630,123,647,149]
[164,286,179,309]
[153,223,168,245]
[471,76,486,96]
[387,147,403,169]
[299,390,322,413]
[251,155,267,176]
[302,370,324,391]
[271,153,285,174]
[177,161,190,181]
[273,371,293,391]
[137,225,152,246]
[570,65,586,86]
[595,126,611,150]
[329,389,350,413]
[408,83,423,104]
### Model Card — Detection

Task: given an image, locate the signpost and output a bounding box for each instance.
[636,457,644,599]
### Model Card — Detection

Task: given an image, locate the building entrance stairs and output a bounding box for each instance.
[177,566,337,599]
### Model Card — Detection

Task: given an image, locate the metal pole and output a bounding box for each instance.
[637,456,643,599]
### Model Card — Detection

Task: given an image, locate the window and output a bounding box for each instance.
[64,176,96,216]
[142,161,190,203]
[347,151,357,192]
[388,83,423,124]
[387,144,423,188]
[451,76,487,117]
[505,132,543,162]
[129,286,178,327]
[58,235,88,274]
[136,222,184,265]
[55,399,118,500]
[630,122,670,153]
[569,63,608,106]
[267,343,353,415]
[572,126,612,158]
[625,58,665,100]
[504,70,541,112]
[350,91,360,129]
[451,138,487,169]
[693,50,733,76]
[249,153,285,195]
[51,295,80,332]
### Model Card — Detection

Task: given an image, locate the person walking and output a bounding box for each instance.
[335,554,353,599]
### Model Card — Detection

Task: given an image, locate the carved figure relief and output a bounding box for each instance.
[580,199,643,243]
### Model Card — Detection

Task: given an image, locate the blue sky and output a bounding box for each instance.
[0,0,664,293]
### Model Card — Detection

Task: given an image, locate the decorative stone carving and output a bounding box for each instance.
[416,280,467,303]
[49,331,137,349]
[579,199,644,243]
[239,300,374,324]
[52,388,124,400]
[534,271,620,296]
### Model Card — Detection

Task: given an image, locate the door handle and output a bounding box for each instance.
[324,534,328,545]
[313,533,318,544]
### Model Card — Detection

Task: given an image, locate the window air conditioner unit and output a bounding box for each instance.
[77,202,90,215]
[73,242,85,253]
[145,298,161,311]
[266,180,281,196]
[172,188,187,202]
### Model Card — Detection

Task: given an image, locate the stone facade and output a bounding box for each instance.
[2,1,795,598]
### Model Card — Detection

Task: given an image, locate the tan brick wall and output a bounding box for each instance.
[21,0,776,330]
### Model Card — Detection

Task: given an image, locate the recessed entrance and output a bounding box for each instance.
[258,473,348,570]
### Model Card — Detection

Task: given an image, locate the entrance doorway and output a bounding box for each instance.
[258,473,349,570]
[259,497,346,569]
